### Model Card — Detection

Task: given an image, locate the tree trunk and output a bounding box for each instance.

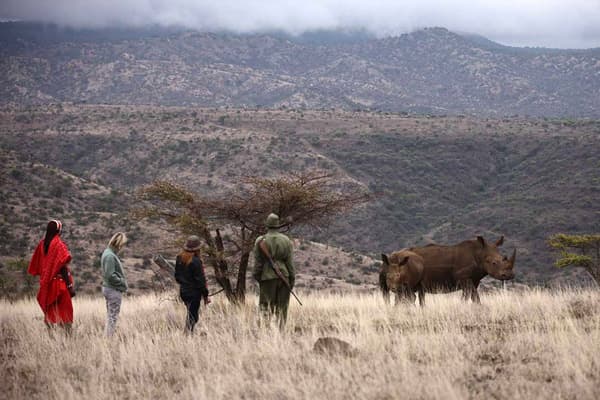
[235,252,250,302]
[200,227,237,303]
[585,266,600,286]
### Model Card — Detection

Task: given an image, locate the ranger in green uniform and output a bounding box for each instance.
[253,213,295,328]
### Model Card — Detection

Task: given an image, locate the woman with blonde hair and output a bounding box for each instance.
[101,232,128,337]
[174,235,209,334]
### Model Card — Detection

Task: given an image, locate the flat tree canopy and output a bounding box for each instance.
[548,233,600,284]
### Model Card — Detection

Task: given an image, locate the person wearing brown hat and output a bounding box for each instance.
[175,235,209,334]
[253,213,295,329]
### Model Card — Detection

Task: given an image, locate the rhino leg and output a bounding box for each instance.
[417,284,425,307]
[471,283,481,304]
[401,289,417,304]
[459,280,476,302]
[382,289,390,304]
[395,289,416,305]
[379,270,390,304]
[394,292,401,305]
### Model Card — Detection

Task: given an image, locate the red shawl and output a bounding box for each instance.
[28,236,72,312]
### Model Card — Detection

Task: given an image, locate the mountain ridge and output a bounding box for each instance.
[2,23,599,117]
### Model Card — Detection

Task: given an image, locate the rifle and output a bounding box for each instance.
[258,238,302,306]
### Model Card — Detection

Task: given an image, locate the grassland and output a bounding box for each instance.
[2,288,599,399]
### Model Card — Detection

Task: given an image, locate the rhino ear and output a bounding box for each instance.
[477,236,486,247]
[495,236,504,247]
[399,256,409,266]
[381,254,390,265]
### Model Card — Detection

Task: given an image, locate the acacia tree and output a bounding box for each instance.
[135,171,370,303]
[548,233,600,285]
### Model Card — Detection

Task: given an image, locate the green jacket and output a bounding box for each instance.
[101,247,128,292]
[253,230,295,282]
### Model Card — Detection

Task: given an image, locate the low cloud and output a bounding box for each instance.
[1,0,599,48]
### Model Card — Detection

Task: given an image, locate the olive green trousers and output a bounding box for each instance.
[258,278,291,328]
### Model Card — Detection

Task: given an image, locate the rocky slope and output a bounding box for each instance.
[1,105,598,297]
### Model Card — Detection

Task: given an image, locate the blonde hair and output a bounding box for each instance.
[108,232,127,251]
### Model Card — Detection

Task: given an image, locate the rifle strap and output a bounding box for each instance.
[259,238,283,277]
[259,238,302,306]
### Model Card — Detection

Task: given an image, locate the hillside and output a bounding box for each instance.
[0,105,598,296]
[1,23,599,117]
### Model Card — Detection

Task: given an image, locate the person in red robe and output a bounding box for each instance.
[28,220,75,329]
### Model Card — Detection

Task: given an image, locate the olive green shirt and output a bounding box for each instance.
[253,230,295,281]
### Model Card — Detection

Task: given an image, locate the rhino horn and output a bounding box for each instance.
[509,248,517,267]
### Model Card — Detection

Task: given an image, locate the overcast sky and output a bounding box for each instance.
[1,0,599,49]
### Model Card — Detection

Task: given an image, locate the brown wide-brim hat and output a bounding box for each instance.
[183,235,202,252]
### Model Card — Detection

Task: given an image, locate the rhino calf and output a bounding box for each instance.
[380,250,425,306]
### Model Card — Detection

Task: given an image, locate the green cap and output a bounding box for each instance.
[266,213,280,229]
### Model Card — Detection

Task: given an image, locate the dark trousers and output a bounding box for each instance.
[259,279,291,329]
[181,294,201,333]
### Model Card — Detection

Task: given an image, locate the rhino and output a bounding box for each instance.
[381,249,425,305]
[380,236,516,305]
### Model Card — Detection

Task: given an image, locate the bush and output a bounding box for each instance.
[0,258,36,299]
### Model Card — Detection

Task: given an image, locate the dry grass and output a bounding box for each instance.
[1,288,599,400]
